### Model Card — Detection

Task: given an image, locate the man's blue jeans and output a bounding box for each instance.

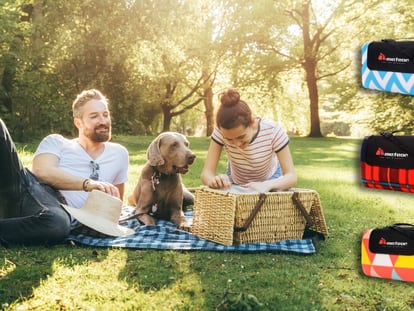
[0,119,71,245]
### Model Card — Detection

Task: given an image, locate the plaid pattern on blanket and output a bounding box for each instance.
[67,206,317,254]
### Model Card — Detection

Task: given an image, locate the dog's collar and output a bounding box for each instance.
[151,166,164,191]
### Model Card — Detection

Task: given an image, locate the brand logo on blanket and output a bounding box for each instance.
[376,147,408,159]
[377,52,410,64]
[379,237,408,248]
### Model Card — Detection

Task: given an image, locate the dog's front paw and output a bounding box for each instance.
[137,213,156,226]
[178,223,192,232]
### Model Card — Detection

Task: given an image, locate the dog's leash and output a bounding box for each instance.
[118,212,144,223]
[118,202,160,223]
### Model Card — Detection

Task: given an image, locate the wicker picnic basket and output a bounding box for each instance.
[191,187,328,246]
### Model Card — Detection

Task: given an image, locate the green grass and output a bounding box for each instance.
[2,136,414,310]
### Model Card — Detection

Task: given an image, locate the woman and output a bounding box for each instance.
[201,88,297,193]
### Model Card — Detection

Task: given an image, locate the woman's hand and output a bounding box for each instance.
[207,174,232,189]
[242,180,273,193]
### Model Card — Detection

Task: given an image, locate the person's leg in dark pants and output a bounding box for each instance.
[0,119,26,219]
[0,119,71,245]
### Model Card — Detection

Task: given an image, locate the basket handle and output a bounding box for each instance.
[234,193,267,232]
[292,192,314,226]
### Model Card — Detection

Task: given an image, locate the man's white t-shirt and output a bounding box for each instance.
[34,134,129,210]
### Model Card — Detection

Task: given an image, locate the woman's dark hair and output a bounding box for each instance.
[216,89,252,129]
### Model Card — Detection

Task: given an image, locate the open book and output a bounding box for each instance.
[218,185,260,194]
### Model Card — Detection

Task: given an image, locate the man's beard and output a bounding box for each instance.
[86,125,111,142]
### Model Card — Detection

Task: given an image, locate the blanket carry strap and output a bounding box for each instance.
[234,193,267,232]
[380,131,413,156]
[292,192,314,227]
[389,223,414,239]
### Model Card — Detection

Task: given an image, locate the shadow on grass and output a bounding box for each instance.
[116,249,326,310]
[0,244,110,308]
[293,175,414,310]
[119,251,187,292]
[4,136,414,310]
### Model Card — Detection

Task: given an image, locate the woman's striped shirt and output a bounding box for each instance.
[211,118,289,185]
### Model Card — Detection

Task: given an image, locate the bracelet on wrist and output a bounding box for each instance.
[82,178,91,192]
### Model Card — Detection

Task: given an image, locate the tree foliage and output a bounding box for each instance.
[0,0,413,138]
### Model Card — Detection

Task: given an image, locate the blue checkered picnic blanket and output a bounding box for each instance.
[67,206,316,254]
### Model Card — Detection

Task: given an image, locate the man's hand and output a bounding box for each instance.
[85,179,120,198]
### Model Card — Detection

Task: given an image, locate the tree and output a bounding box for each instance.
[43,0,146,134]
[127,0,221,134]
[217,0,374,137]
[0,1,31,135]
[281,0,357,137]
[3,0,413,139]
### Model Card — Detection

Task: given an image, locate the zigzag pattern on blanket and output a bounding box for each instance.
[361,43,414,95]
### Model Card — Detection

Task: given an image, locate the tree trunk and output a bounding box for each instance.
[161,83,174,132]
[303,59,323,137]
[161,102,172,132]
[301,0,323,137]
[32,0,43,52]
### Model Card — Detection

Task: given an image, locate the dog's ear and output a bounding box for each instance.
[147,135,165,166]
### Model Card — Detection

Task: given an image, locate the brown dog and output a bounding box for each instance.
[128,132,196,230]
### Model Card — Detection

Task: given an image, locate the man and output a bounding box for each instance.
[0,89,129,245]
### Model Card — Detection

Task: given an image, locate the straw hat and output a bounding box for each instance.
[62,190,134,237]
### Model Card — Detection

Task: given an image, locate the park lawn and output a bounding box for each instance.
[2,136,414,310]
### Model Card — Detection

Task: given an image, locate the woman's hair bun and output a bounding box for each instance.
[220,88,240,107]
